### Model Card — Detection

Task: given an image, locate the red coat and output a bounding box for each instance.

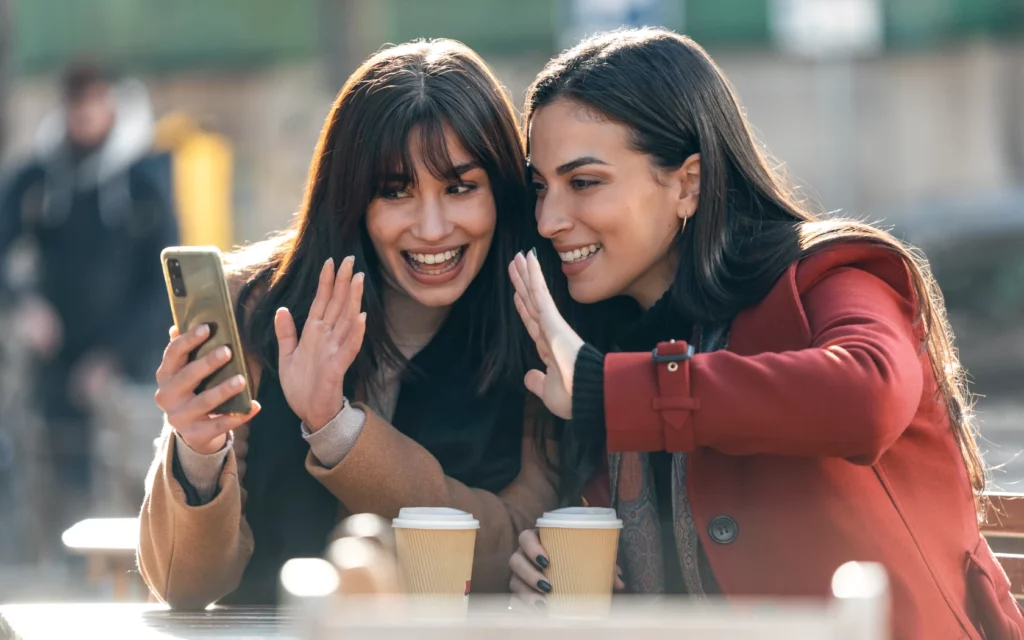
[583,244,1023,639]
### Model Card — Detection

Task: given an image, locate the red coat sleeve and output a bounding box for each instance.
[603,265,925,464]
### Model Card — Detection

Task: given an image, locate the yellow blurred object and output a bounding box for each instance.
[154,112,234,250]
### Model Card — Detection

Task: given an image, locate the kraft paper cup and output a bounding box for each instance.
[392,507,479,614]
[536,507,623,616]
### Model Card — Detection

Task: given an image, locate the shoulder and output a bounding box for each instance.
[794,241,915,302]
[732,240,917,351]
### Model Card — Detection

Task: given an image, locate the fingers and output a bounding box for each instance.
[169,325,179,340]
[156,324,211,386]
[323,256,356,325]
[167,374,247,425]
[614,565,626,592]
[525,250,561,331]
[176,401,261,451]
[510,253,541,324]
[514,294,550,361]
[524,369,547,400]
[274,307,299,359]
[509,549,549,595]
[518,529,549,568]
[337,312,367,366]
[330,271,364,341]
[307,258,335,322]
[156,345,234,411]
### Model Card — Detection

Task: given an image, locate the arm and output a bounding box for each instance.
[137,422,254,610]
[101,160,181,378]
[305,399,559,593]
[597,266,924,463]
[0,168,29,302]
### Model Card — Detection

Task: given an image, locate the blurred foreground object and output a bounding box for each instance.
[285,561,891,640]
[154,112,234,250]
[61,517,143,601]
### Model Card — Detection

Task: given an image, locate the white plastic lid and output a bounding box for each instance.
[391,507,480,530]
[535,507,623,530]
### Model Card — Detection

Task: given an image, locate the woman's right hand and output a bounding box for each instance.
[510,529,626,607]
[154,324,261,455]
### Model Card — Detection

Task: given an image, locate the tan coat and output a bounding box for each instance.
[136,271,559,609]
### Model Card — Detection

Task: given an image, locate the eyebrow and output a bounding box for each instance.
[530,156,609,179]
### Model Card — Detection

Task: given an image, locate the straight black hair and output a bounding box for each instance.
[525,28,983,509]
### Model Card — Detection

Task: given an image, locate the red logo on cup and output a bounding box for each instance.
[465,579,472,595]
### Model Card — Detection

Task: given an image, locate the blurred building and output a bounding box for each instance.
[3,0,1021,244]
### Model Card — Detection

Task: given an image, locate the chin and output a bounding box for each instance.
[404,283,469,308]
[567,278,616,304]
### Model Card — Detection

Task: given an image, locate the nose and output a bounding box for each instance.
[535,192,573,239]
[413,196,454,243]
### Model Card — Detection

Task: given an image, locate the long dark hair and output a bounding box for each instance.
[234,39,534,393]
[525,28,984,508]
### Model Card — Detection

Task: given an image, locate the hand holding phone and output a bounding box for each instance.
[157,247,260,454]
[154,324,261,454]
[275,256,367,431]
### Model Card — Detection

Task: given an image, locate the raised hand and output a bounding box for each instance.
[508,250,584,420]
[275,256,367,430]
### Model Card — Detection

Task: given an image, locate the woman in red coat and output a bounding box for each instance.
[507,28,1023,639]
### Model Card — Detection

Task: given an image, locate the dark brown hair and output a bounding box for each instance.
[525,28,984,508]
[235,39,535,393]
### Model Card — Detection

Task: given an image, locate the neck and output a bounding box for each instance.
[626,252,678,310]
[382,281,450,359]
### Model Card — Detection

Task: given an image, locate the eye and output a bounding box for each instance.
[447,182,476,196]
[570,178,600,190]
[531,181,547,194]
[380,186,410,200]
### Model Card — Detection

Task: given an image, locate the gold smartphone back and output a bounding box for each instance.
[161,246,253,415]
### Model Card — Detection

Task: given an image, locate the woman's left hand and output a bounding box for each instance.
[508,250,584,420]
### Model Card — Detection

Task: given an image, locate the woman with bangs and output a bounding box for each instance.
[137,39,558,609]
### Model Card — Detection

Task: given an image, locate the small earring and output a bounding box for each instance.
[680,216,689,235]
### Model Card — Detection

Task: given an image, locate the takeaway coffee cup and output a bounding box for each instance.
[391,507,479,602]
[536,507,623,615]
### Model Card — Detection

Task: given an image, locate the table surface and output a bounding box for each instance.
[0,604,294,640]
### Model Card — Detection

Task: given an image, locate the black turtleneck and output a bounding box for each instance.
[572,292,691,594]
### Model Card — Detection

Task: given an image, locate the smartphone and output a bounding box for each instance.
[161,246,253,415]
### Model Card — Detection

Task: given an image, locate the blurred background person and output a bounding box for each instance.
[0,62,178,555]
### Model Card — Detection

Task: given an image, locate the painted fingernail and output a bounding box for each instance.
[534,599,547,610]
[530,247,537,258]
[195,324,209,338]
[537,579,552,594]
[535,555,549,569]
[218,346,231,360]
[230,375,245,388]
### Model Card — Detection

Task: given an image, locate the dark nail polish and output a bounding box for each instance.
[535,555,549,569]
[534,599,547,610]
[530,247,538,258]
[537,579,552,594]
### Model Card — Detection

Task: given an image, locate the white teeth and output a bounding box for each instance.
[405,246,465,274]
[558,243,601,263]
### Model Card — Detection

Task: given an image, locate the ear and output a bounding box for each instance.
[671,153,700,221]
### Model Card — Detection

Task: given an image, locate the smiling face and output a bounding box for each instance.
[528,98,699,308]
[365,126,496,308]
